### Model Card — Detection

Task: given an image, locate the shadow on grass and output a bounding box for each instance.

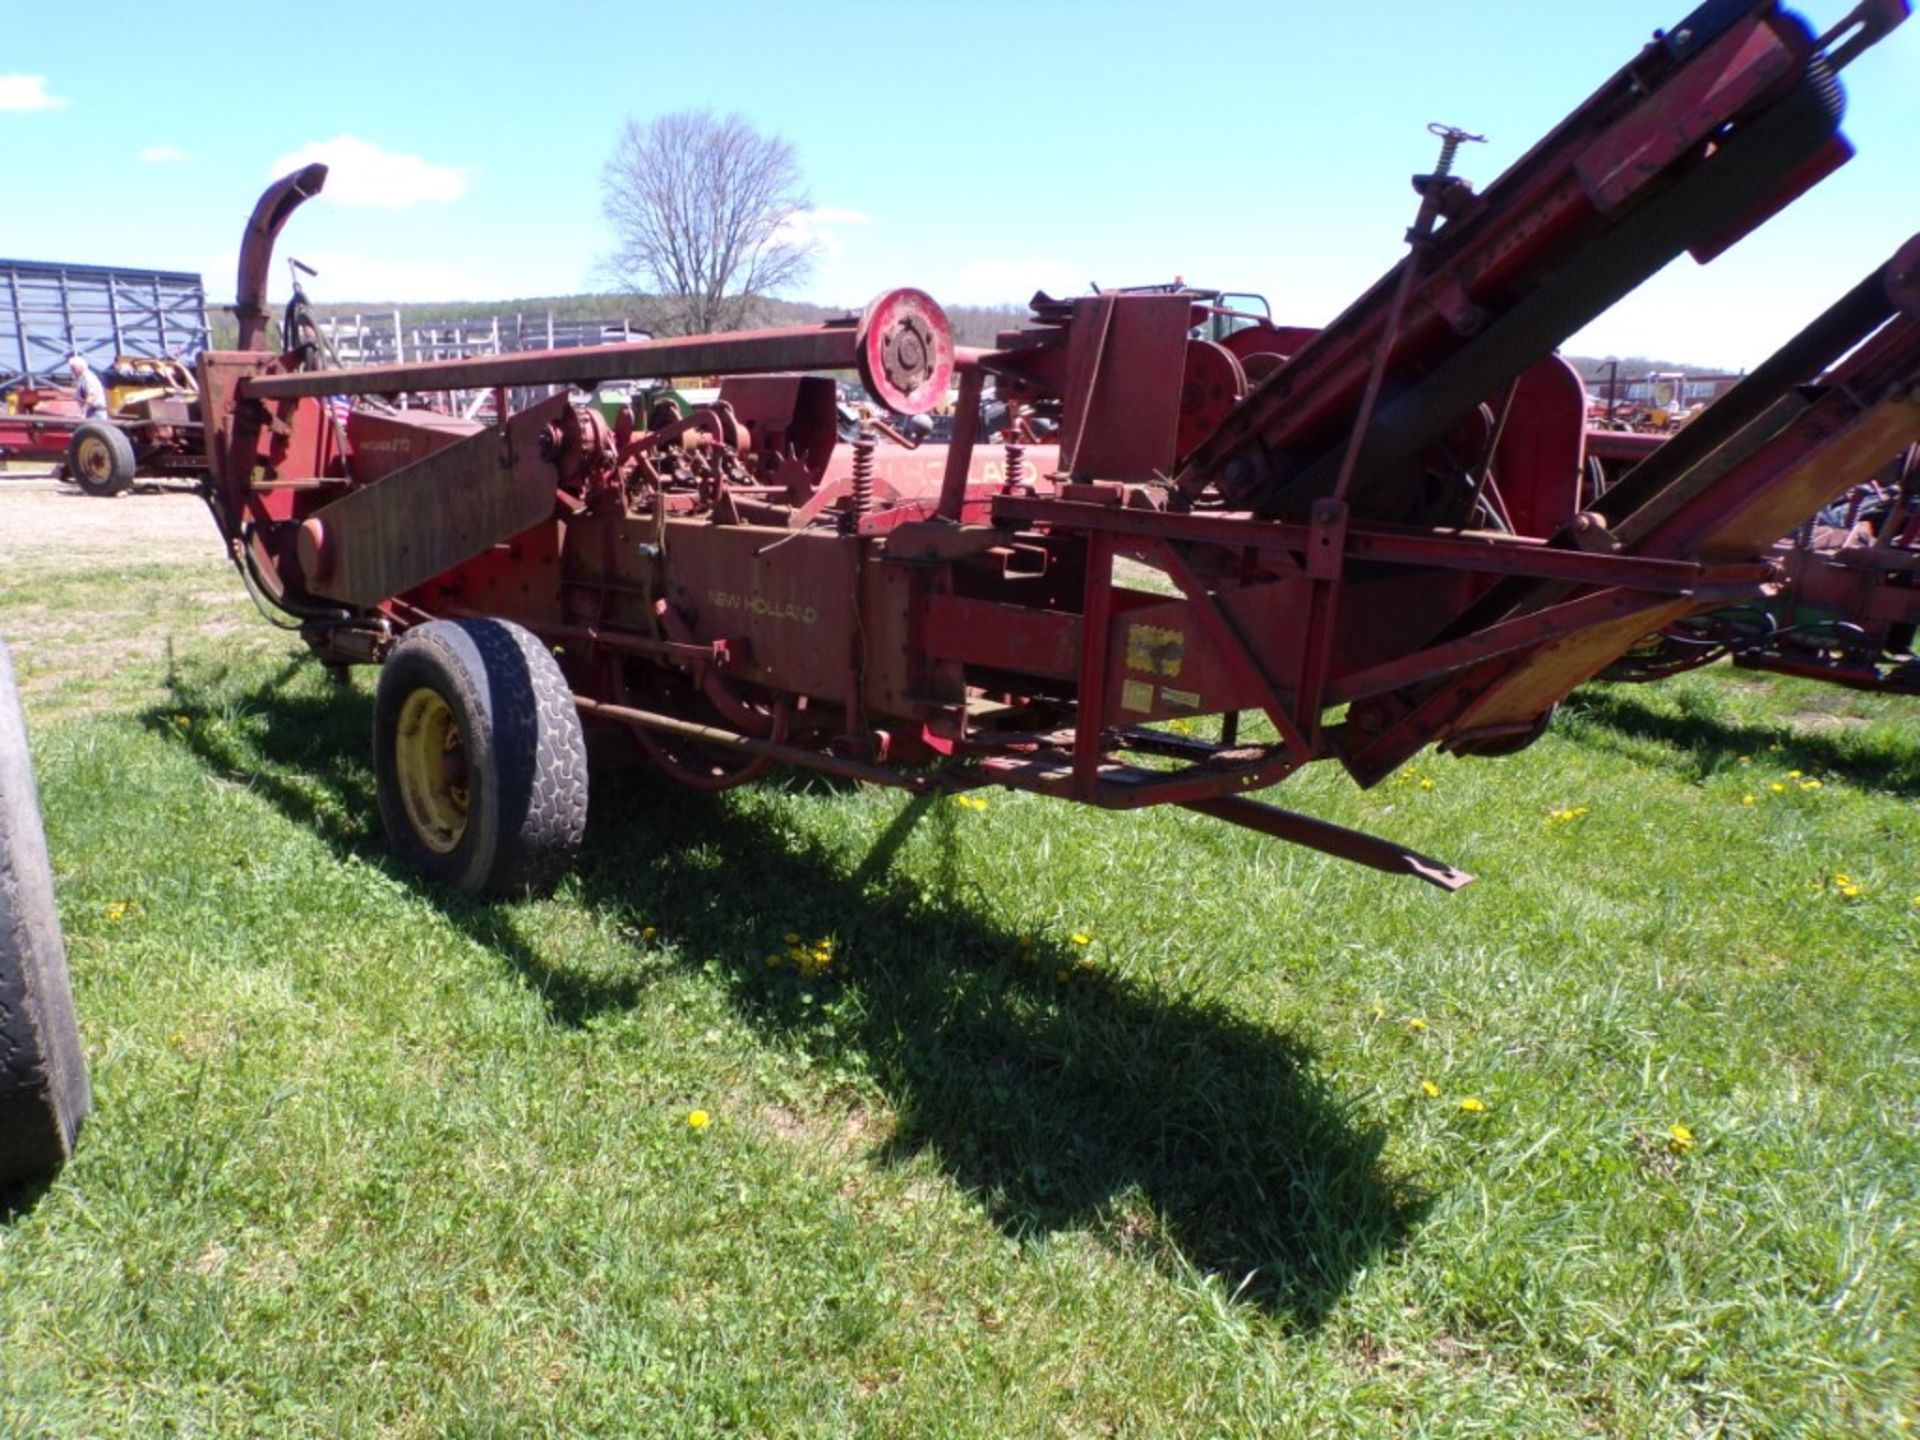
[0,1177,50,1225]
[1564,682,1920,796]
[147,662,1426,1328]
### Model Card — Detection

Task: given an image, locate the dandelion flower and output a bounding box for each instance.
[1458,1097,1487,1114]
[104,901,130,923]
[1839,884,1862,900]
[1834,874,1853,887]
[1667,1124,1695,1154]
[1740,795,1756,806]
[1800,779,1822,791]
[1788,769,1804,779]
[1769,783,1786,794]
[641,925,658,940]
[686,1110,711,1130]
[1070,933,1092,947]
[1419,778,1436,792]
[1420,1079,1441,1098]
[1406,1017,1429,1032]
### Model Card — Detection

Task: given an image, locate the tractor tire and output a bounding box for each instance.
[0,641,90,1191]
[372,619,588,898]
[65,422,136,498]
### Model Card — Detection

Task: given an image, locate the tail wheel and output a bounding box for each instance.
[65,423,136,498]
[0,640,90,1190]
[373,619,588,897]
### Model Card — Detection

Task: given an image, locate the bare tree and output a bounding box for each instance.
[600,110,816,336]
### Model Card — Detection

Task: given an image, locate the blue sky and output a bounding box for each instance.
[5,0,1916,368]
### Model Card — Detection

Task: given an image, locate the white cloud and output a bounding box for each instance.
[139,144,193,164]
[773,205,872,256]
[0,75,67,112]
[950,256,1089,304]
[265,136,474,209]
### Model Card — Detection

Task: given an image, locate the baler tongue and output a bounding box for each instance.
[1184,0,1908,525]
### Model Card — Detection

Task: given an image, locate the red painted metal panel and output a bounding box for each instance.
[1058,294,1191,481]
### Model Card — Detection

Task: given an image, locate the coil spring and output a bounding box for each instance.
[843,431,875,535]
[1426,121,1485,181]
[1003,441,1026,493]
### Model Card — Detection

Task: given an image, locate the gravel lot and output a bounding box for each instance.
[0,474,218,566]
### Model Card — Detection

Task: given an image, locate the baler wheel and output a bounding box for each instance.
[0,640,90,1192]
[65,423,136,498]
[373,619,588,898]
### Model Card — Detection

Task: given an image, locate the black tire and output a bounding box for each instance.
[372,619,588,898]
[65,422,136,498]
[0,641,90,1190]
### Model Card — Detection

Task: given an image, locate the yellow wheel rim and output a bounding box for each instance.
[395,687,469,854]
[74,434,114,483]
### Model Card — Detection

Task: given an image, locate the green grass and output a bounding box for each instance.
[1,554,1916,1437]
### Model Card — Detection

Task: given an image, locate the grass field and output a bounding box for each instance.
[1,539,1915,1437]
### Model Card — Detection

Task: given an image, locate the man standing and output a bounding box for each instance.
[68,356,107,419]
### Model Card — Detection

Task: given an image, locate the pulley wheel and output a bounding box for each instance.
[855,288,955,415]
[1176,340,1247,462]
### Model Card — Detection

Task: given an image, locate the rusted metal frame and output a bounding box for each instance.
[937,365,986,522]
[574,696,974,793]
[1294,498,1350,737]
[955,719,1298,804]
[1111,726,1242,763]
[1070,531,1117,799]
[1093,750,1297,810]
[966,742,1295,811]
[992,494,1713,593]
[242,320,868,401]
[1180,795,1472,891]
[1146,535,1314,759]
[1326,587,1651,703]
